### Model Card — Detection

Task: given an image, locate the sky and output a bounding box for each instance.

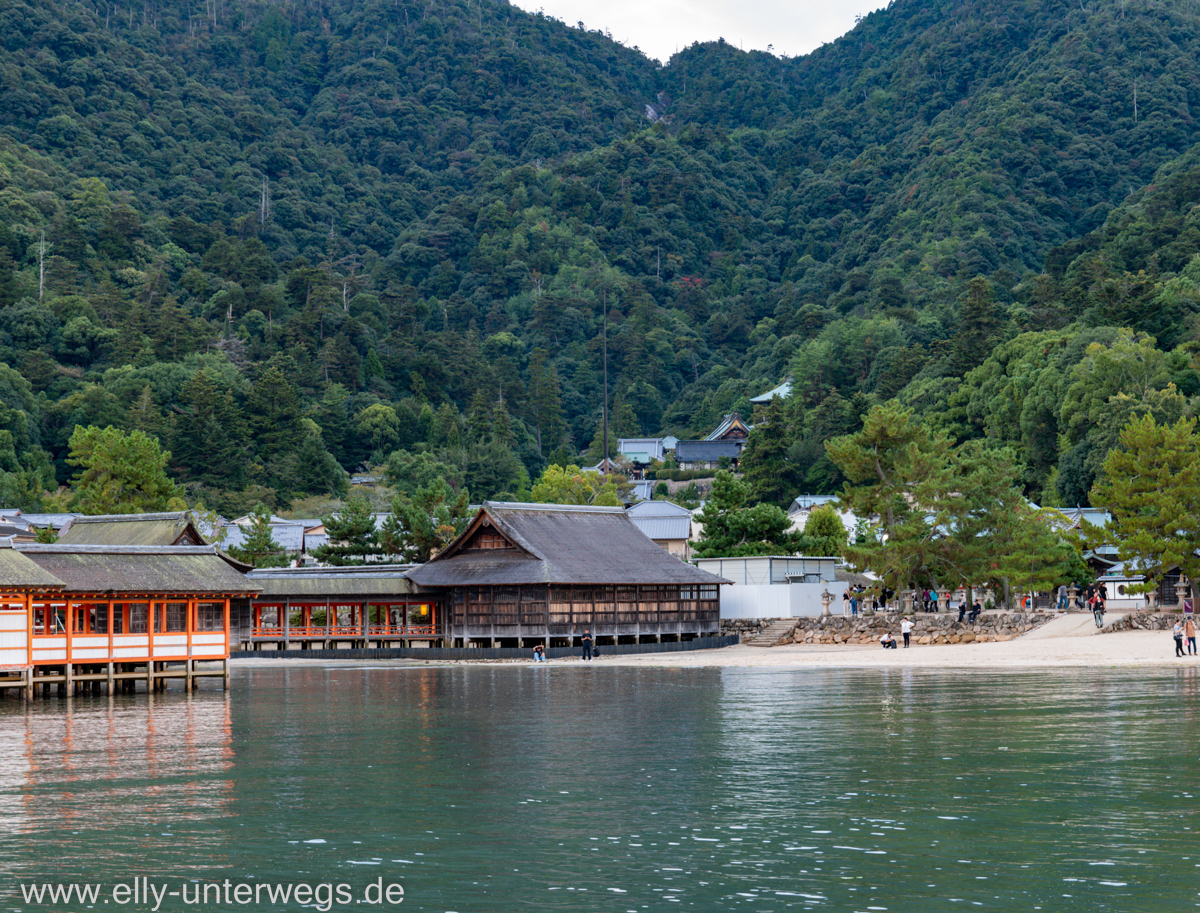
[508,0,890,64]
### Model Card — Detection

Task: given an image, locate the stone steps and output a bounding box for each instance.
[745,619,797,647]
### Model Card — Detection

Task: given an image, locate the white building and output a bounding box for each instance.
[694,555,849,619]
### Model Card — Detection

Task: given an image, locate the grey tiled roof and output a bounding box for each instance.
[408,502,726,587]
[247,565,420,599]
[16,545,259,595]
[675,440,743,462]
[58,512,208,547]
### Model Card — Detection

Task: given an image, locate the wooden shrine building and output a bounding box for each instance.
[406,502,728,648]
[244,565,442,649]
[0,542,259,697]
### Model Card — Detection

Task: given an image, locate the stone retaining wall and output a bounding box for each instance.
[778,612,1056,646]
[720,618,778,640]
[1103,612,1186,633]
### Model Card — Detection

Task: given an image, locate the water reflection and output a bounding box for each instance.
[0,665,1199,912]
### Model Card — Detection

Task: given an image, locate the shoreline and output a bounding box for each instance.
[229,628,1192,671]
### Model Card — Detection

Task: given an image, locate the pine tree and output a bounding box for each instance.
[228,502,288,568]
[826,403,950,602]
[313,495,381,565]
[1089,414,1200,593]
[381,480,472,563]
[67,424,185,514]
[693,471,803,558]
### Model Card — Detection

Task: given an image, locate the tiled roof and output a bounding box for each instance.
[408,502,726,587]
[675,440,743,462]
[15,545,259,595]
[247,565,420,599]
[57,512,208,547]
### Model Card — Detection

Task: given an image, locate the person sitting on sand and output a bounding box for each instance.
[533,644,546,662]
[880,632,897,649]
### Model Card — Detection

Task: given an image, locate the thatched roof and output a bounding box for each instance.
[0,547,66,591]
[58,512,209,547]
[407,502,728,587]
[248,565,423,600]
[16,545,260,596]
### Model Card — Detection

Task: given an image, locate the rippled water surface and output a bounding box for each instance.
[2,664,1200,912]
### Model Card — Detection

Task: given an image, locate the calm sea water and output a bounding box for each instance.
[1,663,1199,912]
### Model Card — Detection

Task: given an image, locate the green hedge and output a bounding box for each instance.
[650,469,717,481]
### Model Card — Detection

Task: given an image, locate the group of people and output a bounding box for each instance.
[532,629,595,662]
[1055,582,1108,626]
[842,586,881,617]
[880,617,915,649]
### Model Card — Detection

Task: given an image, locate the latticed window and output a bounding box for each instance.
[165,602,187,632]
[128,603,149,634]
[196,602,224,632]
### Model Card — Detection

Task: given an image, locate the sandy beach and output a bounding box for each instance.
[230,624,1194,672]
[598,627,1186,670]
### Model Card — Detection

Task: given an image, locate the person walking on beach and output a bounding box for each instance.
[1057,583,1068,611]
[901,616,914,648]
[1174,621,1186,657]
[1093,588,1106,628]
[581,629,593,661]
[1186,617,1197,655]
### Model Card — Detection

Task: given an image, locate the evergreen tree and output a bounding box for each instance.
[693,471,803,558]
[227,502,288,568]
[1089,414,1200,594]
[826,403,950,602]
[171,369,248,487]
[802,504,847,557]
[740,395,794,507]
[526,348,564,457]
[67,424,185,514]
[313,495,381,565]
[380,480,472,563]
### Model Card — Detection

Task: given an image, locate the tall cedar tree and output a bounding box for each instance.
[740,395,793,508]
[171,369,248,487]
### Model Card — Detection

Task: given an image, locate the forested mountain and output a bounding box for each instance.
[2,0,1200,513]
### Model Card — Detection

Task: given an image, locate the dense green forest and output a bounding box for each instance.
[2,0,1200,514]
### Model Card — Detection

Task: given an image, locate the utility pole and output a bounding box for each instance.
[602,288,609,470]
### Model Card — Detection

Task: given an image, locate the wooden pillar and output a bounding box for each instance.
[283,597,290,649]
